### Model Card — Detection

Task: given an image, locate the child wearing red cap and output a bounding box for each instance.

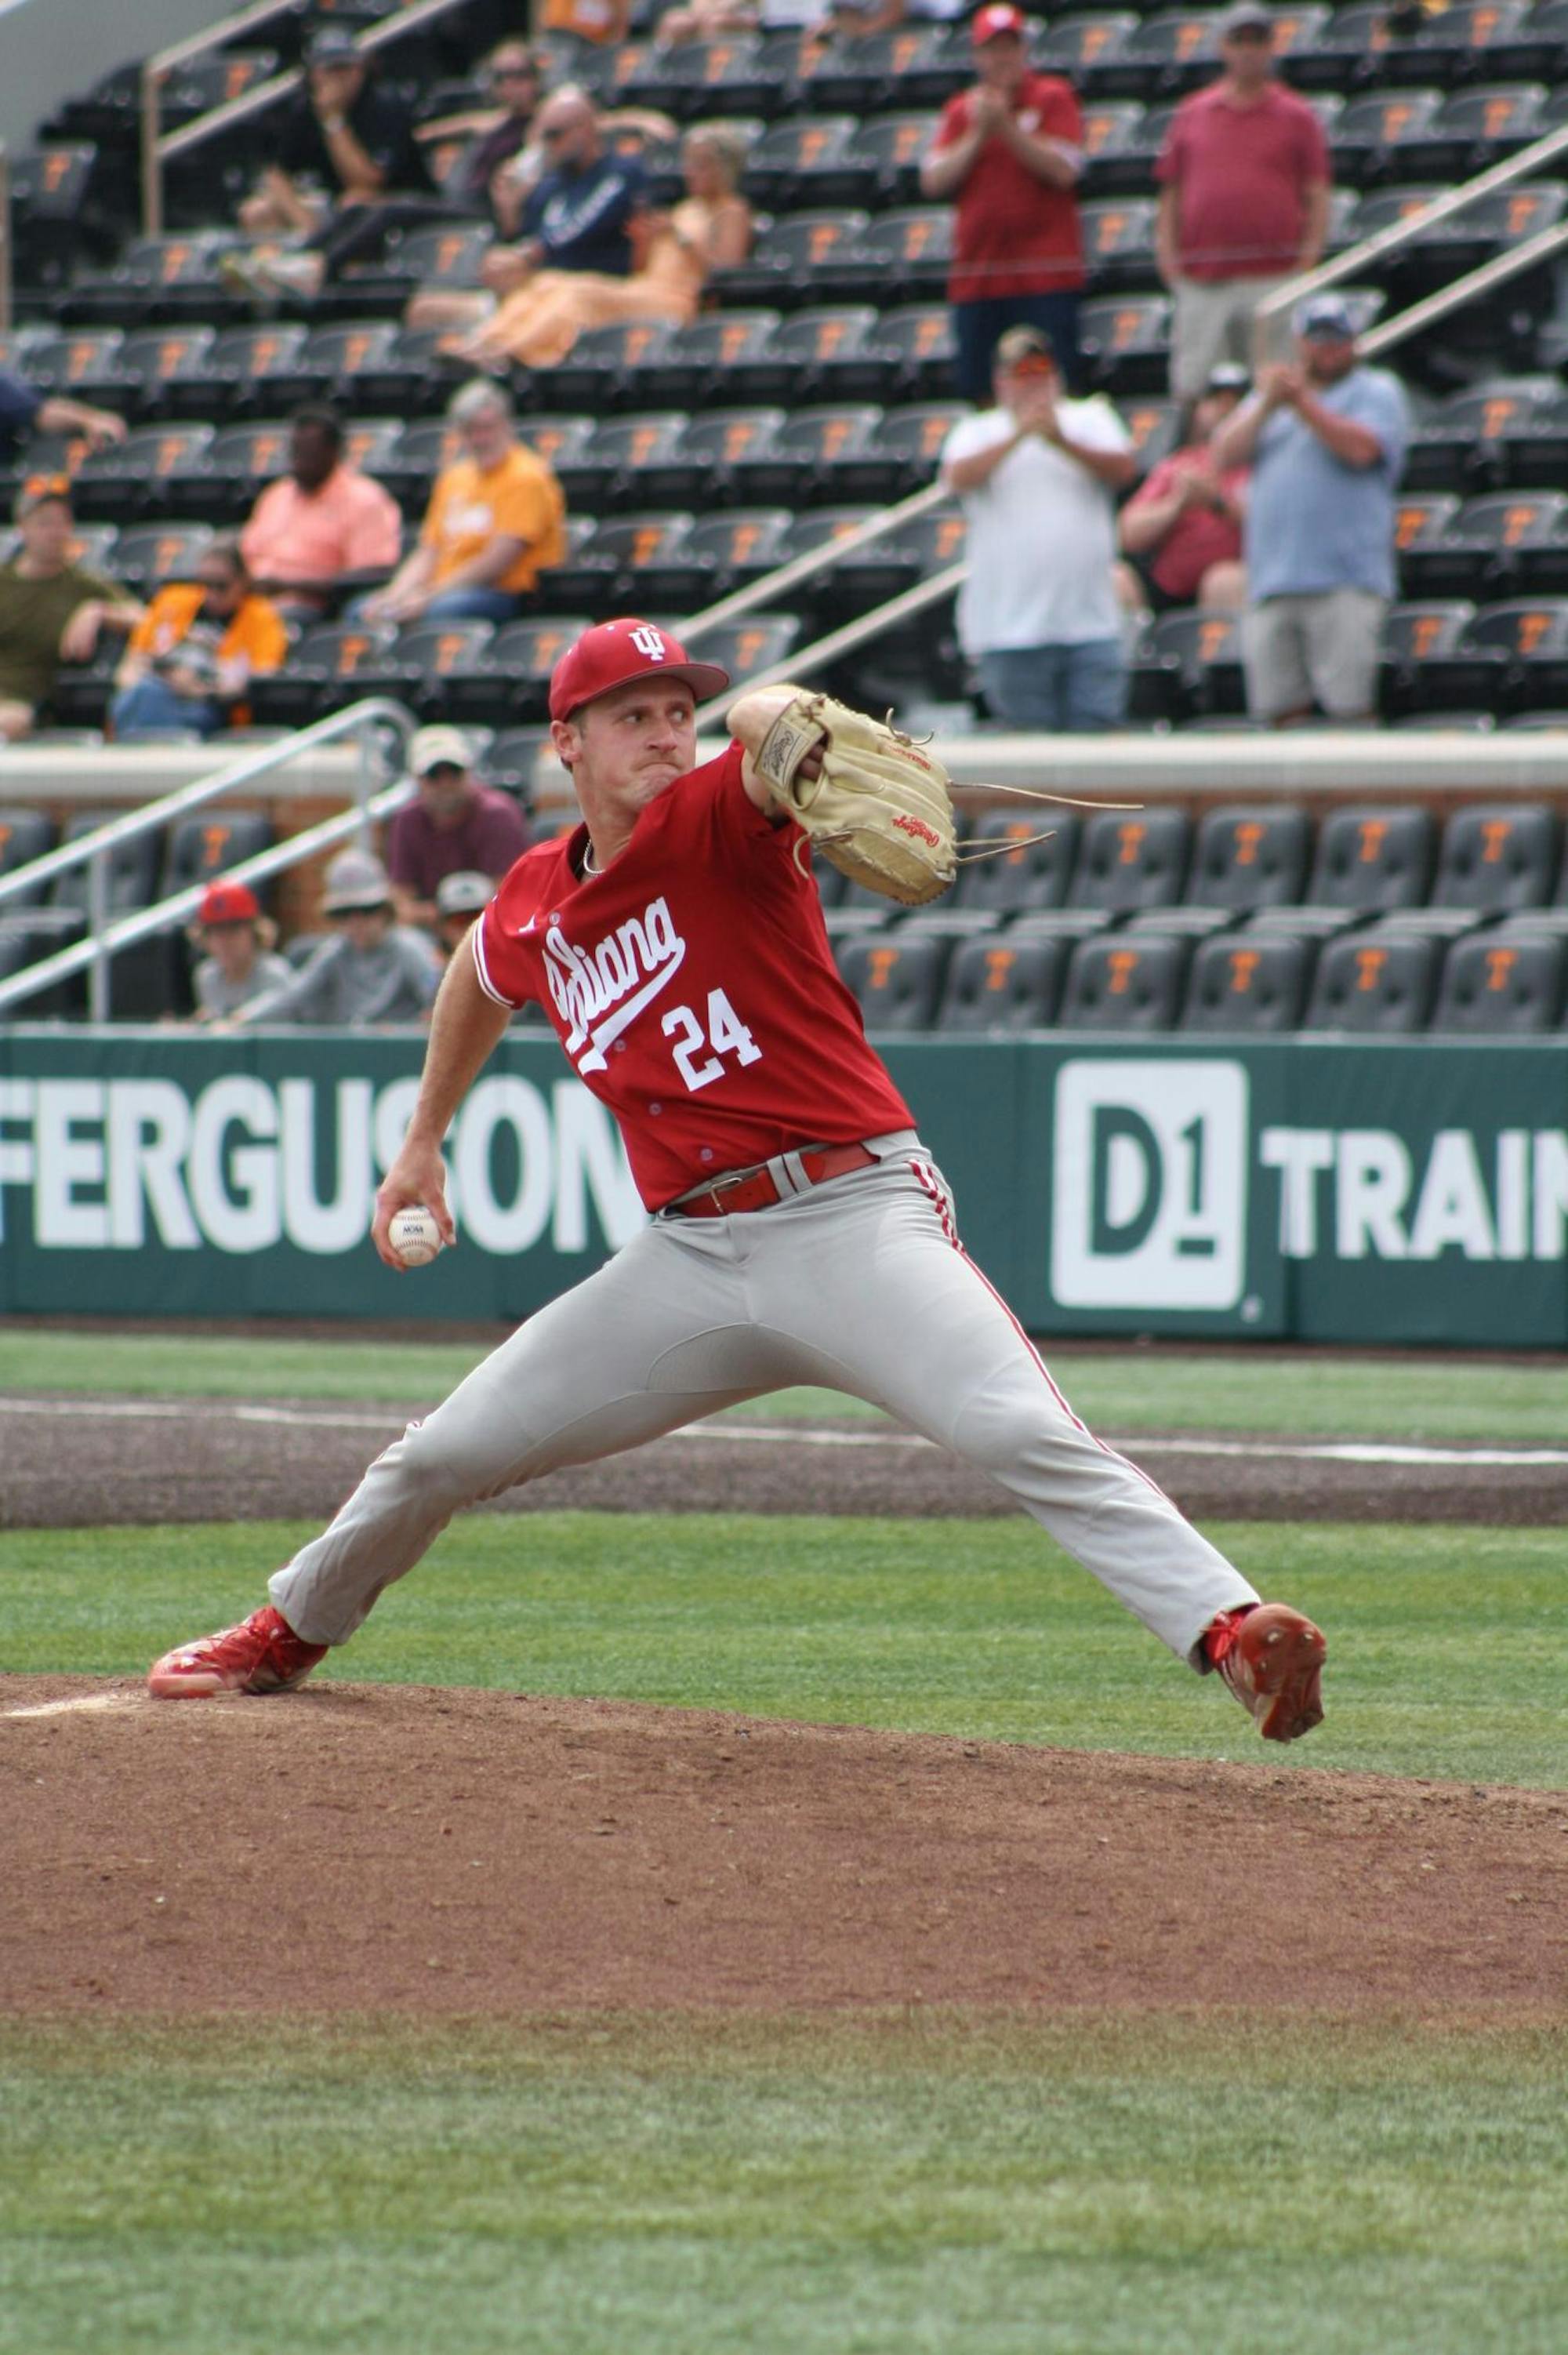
[188,880,291,1024]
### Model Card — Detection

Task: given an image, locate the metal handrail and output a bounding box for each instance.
[691,563,967,729]
[0,698,415,1019]
[1359,220,1568,359]
[1254,116,1568,339]
[141,0,481,238]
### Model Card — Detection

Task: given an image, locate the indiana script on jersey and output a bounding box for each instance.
[543,896,686,1074]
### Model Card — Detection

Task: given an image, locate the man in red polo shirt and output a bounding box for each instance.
[920,4,1086,401]
[1155,2,1331,408]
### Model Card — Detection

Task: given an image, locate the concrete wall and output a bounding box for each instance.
[0,0,244,158]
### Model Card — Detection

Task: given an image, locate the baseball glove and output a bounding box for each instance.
[728,683,958,906]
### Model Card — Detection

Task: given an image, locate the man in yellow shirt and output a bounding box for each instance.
[360,380,565,627]
[111,537,289,738]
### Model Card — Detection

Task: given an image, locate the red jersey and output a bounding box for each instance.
[931,75,1086,304]
[1124,448,1247,601]
[473,743,915,1210]
[1156,82,1330,282]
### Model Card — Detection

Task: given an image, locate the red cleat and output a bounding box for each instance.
[147,1605,326,1699]
[1206,1602,1327,1743]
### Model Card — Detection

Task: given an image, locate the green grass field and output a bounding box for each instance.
[4,1332,1565,2353]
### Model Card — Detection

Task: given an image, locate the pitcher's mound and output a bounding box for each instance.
[4,1679,1563,2015]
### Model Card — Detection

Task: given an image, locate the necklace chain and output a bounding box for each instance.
[582,842,598,877]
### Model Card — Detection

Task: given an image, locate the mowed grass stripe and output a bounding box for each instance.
[2,2017,1565,2355]
[3,1326,1567,1439]
[5,1517,1563,1786]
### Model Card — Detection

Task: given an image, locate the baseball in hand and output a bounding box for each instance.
[389,1205,443,1268]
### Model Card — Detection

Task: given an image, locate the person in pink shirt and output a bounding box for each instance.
[1155,3,1331,408]
[1116,361,1250,614]
[147,615,1329,1754]
[239,406,404,619]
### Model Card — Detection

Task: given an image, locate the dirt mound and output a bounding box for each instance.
[5,1679,1563,2016]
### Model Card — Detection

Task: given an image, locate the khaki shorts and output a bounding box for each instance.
[1242,589,1388,722]
[1170,274,1295,404]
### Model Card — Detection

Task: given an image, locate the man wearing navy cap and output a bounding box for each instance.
[1209,295,1409,725]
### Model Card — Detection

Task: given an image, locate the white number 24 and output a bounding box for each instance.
[662,990,762,1092]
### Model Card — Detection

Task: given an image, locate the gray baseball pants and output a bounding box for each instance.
[270,1136,1258,1663]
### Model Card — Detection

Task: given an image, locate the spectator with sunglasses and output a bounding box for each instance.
[110,536,289,739]
[385,725,530,936]
[0,478,143,741]
[415,42,547,240]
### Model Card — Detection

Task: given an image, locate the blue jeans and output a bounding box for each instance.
[346,586,523,627]
[110,677,224,738]
[979,641,1127,733]
[952,292,1085,402]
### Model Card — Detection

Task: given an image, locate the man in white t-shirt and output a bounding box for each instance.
[940,325,1136,729]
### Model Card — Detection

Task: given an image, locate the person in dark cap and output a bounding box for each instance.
[223,28,433,300]
[1116,362,1251,616]
[1208,294,1408,725]
[1155,6,1332,408]
[0,478,143,742]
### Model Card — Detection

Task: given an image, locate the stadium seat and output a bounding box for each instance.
[954,812,1080,916]
[1303,923,1446,1032]
[1078,99,1152,195]
[1380,600,1481,714]
[679,509,794,599]
[1334,88,1445,186]
[1446,492,1568,595]
[633,311,782,408]
[1079,197,1160,294]
[1431,928,1568,1032]
[745,116,869,211]
[819,208,953,307]
[1403,375,1567,492]
[1454,599,1568,711]
[631,405,786,508]
[1069,811,1192,914]
[1035,13,1139,95]
[1186,805,1312,911]
[870,304,957,404]
[1130,612,1247,724]
[546,322,677,414]
[451,616,592,725]
[115,326,223,422]
[48,812,162,921]
[26,328,127,408]
[377,620,499,723]
[937,931,1069,1030]
[715,209,872,313]
[1057,931,1190,1030]
[818,400,959,502]
[160,812,277,902]
[775,505,913,616]
[1077,295,1171,395]
[1432,804,1561,911]
[1402,82,1549,180]
[685,616,799,696]
[557,412,691,511]
[245,621,400,730]
[799,26,956,115]
[1181,930,1317,1031]
[856,112,936,205]
[728,404,884,504]
[753,306,891,402]
[550,512,703,614]
[0,809,58,903]
[70,423,215,523]
[837,929,948,1029]
[1307,806,1436,910]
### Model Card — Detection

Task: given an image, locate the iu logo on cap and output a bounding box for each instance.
[630,625,668,661]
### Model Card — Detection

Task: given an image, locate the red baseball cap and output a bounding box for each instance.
[972,2,1026,39]
[547,617,731,724]
[197,880,260,925]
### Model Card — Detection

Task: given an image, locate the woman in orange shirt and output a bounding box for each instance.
[447,125,753,375]
[111,538,289,739]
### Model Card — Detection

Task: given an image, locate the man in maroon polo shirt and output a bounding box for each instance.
[1155,3,1331,408]
[920,3,1087,401]
[385,725,531,935]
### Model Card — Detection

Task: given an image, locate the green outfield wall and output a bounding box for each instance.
[2,1027,1566,1345]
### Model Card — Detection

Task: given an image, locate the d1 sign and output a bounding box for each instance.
[1051,1059,1248,1310]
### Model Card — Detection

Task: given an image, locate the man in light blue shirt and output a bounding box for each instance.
[1210,294,1409,724]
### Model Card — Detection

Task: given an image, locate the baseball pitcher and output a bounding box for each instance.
[150,617,1326,1740]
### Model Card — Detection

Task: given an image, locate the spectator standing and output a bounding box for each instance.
[235,849,441,1027]
[0,479,143,741]
[0,373,125,463]
[187,881,292,1023]
[386,725,531,932]
[1208,295,1409,726]
[1116,362,1250,616]
[920,5,1087,403]
[110,538,289,738]
[223,29,435,301]
[359,382,565,629]
[239,408,405,620]
[941,325,1134,730]
[1155,5,1331,408]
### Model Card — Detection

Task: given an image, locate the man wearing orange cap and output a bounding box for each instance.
[920,4,1087,401]
[147,617,1327,1751]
